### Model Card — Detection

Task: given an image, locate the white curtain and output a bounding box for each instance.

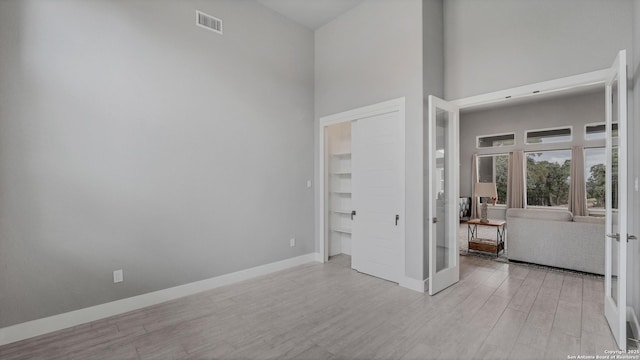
[507,150,525,208]
[471,153,479,218]
[568,146,587,216]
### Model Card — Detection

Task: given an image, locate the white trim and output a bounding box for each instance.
[0,253,321,346]
[399,277,427,292]
[628,307,640,341]
[317,98,407,285]
[477,152,510,158]
[524,125,573,145]
[451,69,609,109]
[319,98,404,127]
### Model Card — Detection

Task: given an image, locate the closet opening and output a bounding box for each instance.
[325,122,353,260]
[317,98,406,285]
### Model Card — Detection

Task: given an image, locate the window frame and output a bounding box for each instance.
[476,132,516,149]
[524,125,573,145]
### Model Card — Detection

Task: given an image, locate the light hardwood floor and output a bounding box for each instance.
[0,254,621,360]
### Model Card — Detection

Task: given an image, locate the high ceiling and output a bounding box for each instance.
[256,0,364,30]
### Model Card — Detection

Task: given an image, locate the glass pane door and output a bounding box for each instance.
[428,96,459,295]
[604,50,628,351]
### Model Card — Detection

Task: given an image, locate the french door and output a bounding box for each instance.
[604,49,634,351]
[428,96,460,295]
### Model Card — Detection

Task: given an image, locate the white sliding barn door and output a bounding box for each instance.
[351,109,405,283]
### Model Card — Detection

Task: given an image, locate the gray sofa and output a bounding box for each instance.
[506,208,605,275]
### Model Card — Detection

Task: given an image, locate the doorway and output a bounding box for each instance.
[427,49,634,351]
[318,98,406,284]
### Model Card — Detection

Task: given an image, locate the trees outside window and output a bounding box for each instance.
[526,150,571,207]
[584,147,617,210]
[585,148,606,209]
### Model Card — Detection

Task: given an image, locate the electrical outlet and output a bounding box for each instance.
[113,269,123,283]
[306,180,312,188]
[290,238,295,247]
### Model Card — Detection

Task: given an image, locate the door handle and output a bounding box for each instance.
[606,234,638,242]
[606,233,620,241]
[351,210,356,220]
[395,214,399,226]
[433,217,438,224]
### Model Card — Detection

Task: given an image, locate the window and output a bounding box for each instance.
[477,154,508,205]
[477,133,515,148]
[584,147,618,211]
[585,123,618,140]
[585,148,605,210]
[526,150,571,207]
[526,127,572,144]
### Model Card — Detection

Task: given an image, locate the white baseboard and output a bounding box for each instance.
[0,253,321,346]
[628,306,640,341]
[399,276,427,293]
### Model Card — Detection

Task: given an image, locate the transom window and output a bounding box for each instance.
[477,133,515,149]
[526,127,572,144]
[585,123,618,140]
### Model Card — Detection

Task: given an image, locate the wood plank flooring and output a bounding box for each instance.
[0,254,619,359]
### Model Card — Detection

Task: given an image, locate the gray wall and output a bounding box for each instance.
[423,0,444,99]
[459,91,605,197]
[315,0,425,280]
[444,0,634,99]
[0,0,314,327]
[422,0,444,280]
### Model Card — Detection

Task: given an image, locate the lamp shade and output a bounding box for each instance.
[474,182,497,198]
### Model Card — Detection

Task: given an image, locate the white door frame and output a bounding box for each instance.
[317,97,406,280]
[451,69,609,109]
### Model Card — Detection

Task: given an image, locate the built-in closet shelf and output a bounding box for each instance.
[331,152,351,158]
[331,172,351,176]
[332,228,352,235]
[332,210,352,215]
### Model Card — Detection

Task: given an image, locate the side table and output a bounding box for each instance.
[467,219,506,256]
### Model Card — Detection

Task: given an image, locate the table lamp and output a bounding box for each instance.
[475,182,497,224]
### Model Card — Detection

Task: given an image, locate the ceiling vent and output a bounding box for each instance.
[196,10,222,34]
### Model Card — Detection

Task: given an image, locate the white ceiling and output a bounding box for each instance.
[257,0,364,30]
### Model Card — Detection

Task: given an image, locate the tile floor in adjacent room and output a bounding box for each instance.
[0,254,620,360]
